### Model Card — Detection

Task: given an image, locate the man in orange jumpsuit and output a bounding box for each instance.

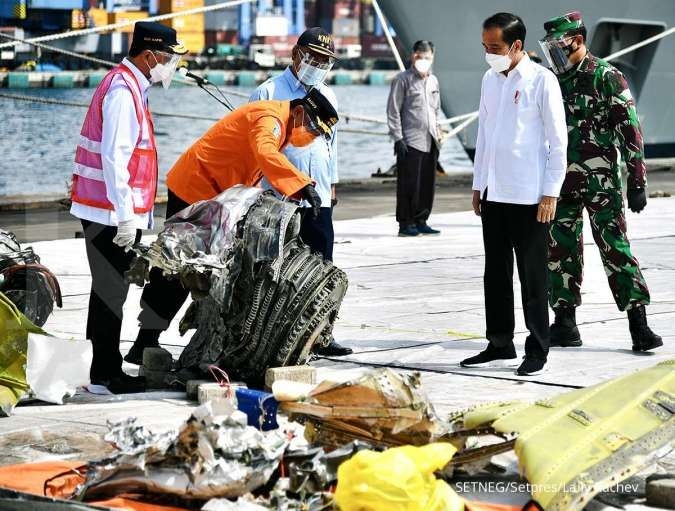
[124,88,338,364]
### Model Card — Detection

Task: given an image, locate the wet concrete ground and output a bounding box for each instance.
[1,182,674,509]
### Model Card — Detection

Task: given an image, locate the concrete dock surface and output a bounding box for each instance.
[1,191,674,508]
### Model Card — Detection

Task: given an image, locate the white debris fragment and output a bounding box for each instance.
[26,333,92,404]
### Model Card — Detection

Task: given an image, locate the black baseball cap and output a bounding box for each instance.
[301,88,339,138]
[297,27,336,58]
[130,21,187,55]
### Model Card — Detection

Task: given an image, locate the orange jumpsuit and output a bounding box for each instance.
[167,100,311,204]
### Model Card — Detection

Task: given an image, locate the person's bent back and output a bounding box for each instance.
[168,100,317,205]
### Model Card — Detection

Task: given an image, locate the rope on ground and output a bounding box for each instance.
[0,91,390,136]
[0,0,256,49]
[316,356,585,389]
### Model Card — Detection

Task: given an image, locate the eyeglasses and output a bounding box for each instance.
[299,49,335,70]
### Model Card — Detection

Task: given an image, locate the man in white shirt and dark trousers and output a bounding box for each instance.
[460,13,567,376]
[387,40,442,237]
[249,27,352,357]
[70,22,185,393]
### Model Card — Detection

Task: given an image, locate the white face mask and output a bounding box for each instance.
[485,43,514,73]
[148,52,179,89]
[296,49,334,86]
[297,61,329,86]
[414,58,432,74]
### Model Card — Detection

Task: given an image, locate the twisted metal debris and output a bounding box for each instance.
[0,229,61,327]
[130,186,348,384]
[75,404,289,501]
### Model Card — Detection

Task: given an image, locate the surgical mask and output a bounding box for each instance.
[148,52,180,89]
[289,108,321,147]
[296,50,334,86]
[539,36,577,74]
[414,58,432,74]
[289,126,317,147]
[485,43,514,73]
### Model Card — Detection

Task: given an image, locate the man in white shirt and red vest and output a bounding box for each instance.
[70,21,185,393]
[460,13,567,376]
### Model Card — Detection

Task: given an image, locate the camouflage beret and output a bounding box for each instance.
[543,11,584,39]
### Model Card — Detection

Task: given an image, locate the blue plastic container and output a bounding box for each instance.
[235,387,279,431]
[237,71,257,87]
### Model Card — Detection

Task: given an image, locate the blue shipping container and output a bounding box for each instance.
[0,0,26,19]
[105,0,141,11]
[28,0,85,9]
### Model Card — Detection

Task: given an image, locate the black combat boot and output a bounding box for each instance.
[550,307,582,347]
[627,305,663,352]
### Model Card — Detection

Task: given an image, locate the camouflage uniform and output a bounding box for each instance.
[547,50,650,312]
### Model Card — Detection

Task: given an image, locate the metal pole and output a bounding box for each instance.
[371,0,405,71]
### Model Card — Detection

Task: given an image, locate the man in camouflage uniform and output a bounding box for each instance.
[540,11,662,352]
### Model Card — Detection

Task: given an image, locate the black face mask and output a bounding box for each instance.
[561,42,578,57]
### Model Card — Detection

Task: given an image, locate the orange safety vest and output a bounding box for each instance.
[71,63,158,213]
[166,100,311,205]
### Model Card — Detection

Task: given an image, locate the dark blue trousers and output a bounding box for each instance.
[300,207,334,261]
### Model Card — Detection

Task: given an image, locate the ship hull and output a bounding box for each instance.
[377,0,675,159]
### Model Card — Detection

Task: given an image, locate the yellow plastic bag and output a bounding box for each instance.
[0,291,44,416]
[334,443,464,511]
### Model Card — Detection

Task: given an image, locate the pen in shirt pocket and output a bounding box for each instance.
[514,90,520,104]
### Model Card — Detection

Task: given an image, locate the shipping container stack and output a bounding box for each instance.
[159,0,205,54]
[359,0,402,62]
[204,0,240,51]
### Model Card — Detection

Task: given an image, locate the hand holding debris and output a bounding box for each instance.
[301,184,322,218]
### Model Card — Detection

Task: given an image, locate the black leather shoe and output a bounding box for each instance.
[416,223,440,235]
[124,340,160,365]
[316,340,353,357]
[92,372,146,394]
[398,225,419,237]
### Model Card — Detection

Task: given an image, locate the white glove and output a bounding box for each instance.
[112,219,137,250]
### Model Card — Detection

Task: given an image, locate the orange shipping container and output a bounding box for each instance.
[165,13,204,31]
[87,7,108,27]
[108,10,149,33]
[177,31,205,53]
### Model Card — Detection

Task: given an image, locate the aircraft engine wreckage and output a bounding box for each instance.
[0,229,62,327]
[128,186,348,384]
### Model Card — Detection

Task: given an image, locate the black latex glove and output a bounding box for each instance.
[301,184,322,218]
[627,187,647,213]
[394,140,408,160]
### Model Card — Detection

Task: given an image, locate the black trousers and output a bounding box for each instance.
[82,219,141,380]
[481,198,550,359]
[300,207,334,261]
[396,145,438,226]
[135,189,191,345]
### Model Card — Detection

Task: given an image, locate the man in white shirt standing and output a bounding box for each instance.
[70,22,185,393]
[460,12,567,376]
